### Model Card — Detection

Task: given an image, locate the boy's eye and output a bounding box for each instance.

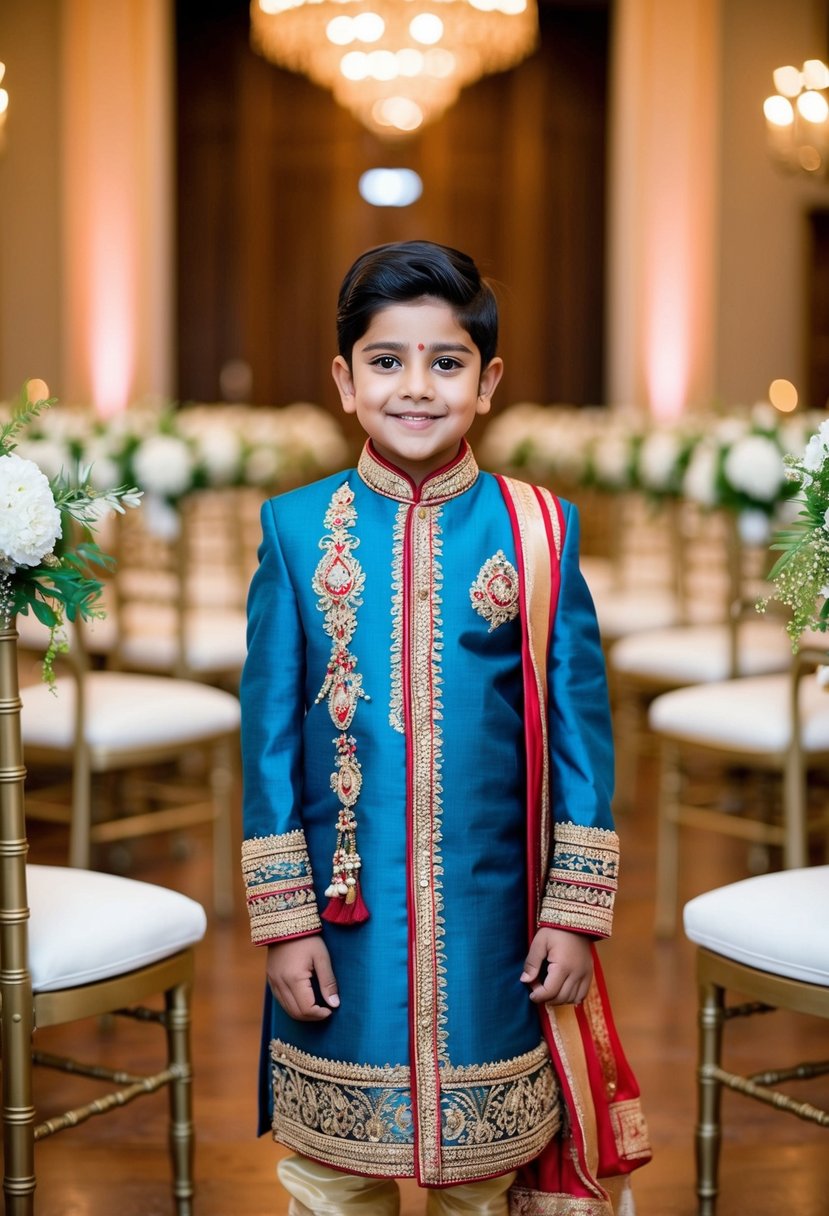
[371,355,400,370]
[434,357,461,371]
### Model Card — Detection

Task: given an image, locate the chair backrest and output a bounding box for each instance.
[107,488,259,680]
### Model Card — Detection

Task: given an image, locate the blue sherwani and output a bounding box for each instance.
[240,441,619,1187]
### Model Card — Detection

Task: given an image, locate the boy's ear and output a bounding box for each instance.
[476,356,504,416]
[331,355,357,413]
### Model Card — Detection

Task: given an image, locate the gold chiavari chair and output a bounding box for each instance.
[648,645,829,936]
[683,867,829,1216]
[17,618,239,917]
[106,489,255,688]
[0,621,207,1215]
[607,508,793,810]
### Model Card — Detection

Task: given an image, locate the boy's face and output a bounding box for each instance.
[332,297,503,484]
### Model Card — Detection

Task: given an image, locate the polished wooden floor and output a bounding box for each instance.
[9,750,829,1216]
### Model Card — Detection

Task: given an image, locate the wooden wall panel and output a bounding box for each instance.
[175,0,608,417]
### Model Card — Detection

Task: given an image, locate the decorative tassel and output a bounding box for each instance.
[321,805,370,925]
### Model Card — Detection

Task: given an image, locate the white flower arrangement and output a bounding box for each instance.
[758,421,829,646]
[1,392,142,686]
[0,452,63,571]
[481,401,804,523]
[0,398,352,541]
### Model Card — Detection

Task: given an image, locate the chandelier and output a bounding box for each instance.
[250,0,538,139]
[763,58,829,175]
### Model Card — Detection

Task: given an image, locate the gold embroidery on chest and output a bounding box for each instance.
[312,482,370,922]
[470,550,520,631]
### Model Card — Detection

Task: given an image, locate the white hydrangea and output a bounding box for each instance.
[194,425,244,486]
[723,434,785,502]
[802,419,829,474]
[0,453,62,572]
[638,430,682,492]
[82,436,122,493]
[131,434,195,498]
[244,444,286,486]
[683,440,719,507]
[593,431,632,487]
[737,509,771,545]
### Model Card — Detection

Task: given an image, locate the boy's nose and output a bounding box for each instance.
[400,365,434,400]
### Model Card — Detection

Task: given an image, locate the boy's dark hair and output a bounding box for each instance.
[336,240,499,368]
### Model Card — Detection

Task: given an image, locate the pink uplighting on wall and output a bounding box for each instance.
[90,206,135,418]
[644,240,691,422]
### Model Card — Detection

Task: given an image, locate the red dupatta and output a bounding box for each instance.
[496,477,651,1216]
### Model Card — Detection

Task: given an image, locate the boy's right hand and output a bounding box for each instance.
[266,937,340,1022]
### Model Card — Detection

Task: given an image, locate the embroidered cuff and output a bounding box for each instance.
[538,823,619,939]
[242,829,322,944]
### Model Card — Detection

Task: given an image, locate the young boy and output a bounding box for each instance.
[240,241,649,1215]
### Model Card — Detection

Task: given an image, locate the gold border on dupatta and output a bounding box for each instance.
[501,477,556,912]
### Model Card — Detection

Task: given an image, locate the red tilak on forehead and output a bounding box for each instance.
[417,343,425,351]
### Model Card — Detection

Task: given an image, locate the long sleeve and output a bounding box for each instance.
[539,502,619,939]
[240,498,322,945]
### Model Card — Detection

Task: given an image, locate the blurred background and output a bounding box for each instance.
[2,0,829,426]
[3,4,829,1214]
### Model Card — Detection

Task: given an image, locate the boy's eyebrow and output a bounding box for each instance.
[361,341,474,354]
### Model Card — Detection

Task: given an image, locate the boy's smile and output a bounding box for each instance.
[332,297,503,485]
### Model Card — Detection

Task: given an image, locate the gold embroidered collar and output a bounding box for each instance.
[357,440,479,504]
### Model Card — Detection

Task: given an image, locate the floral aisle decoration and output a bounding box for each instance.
[480,401,820,534]
[2,399,351,540]
[0,392,142,686]
[758,419,829,653]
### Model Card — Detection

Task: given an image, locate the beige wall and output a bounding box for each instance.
[0,0,63,399]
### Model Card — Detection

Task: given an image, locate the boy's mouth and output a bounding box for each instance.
[390,412,442,423]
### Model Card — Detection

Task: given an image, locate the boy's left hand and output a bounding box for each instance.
[520,927,593,1006]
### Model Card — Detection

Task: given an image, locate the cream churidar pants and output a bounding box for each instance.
[279,1154,517,1216]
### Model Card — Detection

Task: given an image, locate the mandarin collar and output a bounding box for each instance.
[357,440,479,504]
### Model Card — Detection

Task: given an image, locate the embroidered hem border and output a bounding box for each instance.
[539,825,619,939]
[269,1039,560,1184]
[242,831,321,943]
[508,1189,613,1215]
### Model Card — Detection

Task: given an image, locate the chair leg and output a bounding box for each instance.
[1,1003,36,1215]
[69,744,93,870]
[654,741,682,937]
[165,981,196,1215]
[782,748,808,869]
[210,738,236,918]
[696,973,725,1216]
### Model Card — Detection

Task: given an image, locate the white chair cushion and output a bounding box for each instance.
[683,867,829,986]
[119,607,247,674]
[26,865,207,992]
[648,672,829,753]
[611,620,791,683]
[21,672,240,751]
[593,589,681,640]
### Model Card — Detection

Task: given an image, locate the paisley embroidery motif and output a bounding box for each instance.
[470,550,520,631]
[313,482,370,923]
